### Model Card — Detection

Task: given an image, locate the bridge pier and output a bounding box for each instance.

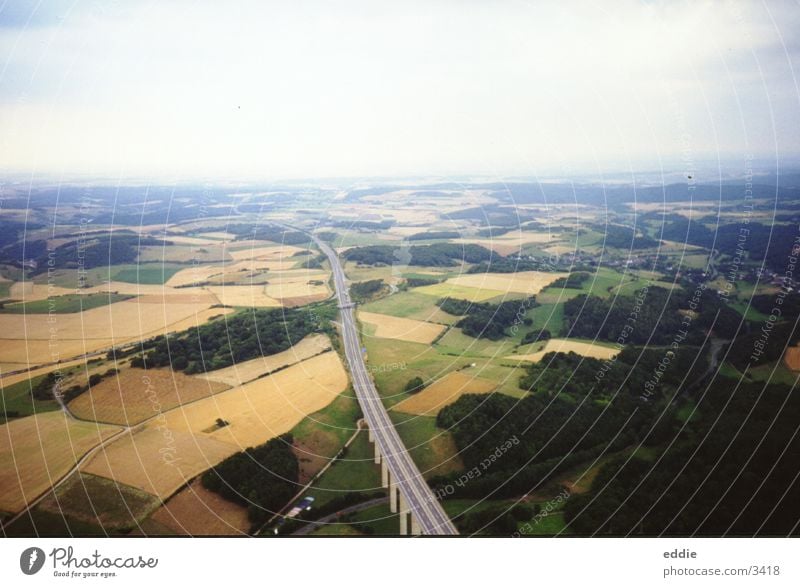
[398,492,409,536]
[374,442,381,464]
[410,513,421,536]
[389,480,398,513]
[381,459,389,488]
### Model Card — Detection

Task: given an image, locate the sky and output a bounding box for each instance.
[0,0,798,181]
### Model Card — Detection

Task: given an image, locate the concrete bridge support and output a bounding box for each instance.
[398,492,409,536]
[389,480,398,513]
[410,513,421,536]
[370,428,423,535]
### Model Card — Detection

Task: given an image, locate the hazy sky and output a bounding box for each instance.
[0,0,798,180]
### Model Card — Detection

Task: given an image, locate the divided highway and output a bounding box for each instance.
[315,239,458,535]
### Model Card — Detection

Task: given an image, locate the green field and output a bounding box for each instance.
[344,502,399,536]
[517,512,568,535]
[0,292,133,314]
[361,290,461,324]
[365,336,527,403]
[37,472,160,529]
[414,282,510,303]
[747,361,799,386]
[536,266,635,303]
[0,375,60,422]
[525,301,565,333]
[3,506,109,537]
[390,412,464,478]
[35,263,183,288]
[112,264,184,284]
[305,429,382,508]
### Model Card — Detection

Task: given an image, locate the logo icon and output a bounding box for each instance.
[20,547,45,575]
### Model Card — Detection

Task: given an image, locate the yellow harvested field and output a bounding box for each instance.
[0,357,93,387]
[164,235,227,246]
[507,338,619,362]
[164,262,277,288]
[8,282,75,302]
[0,339,117,365]
[544,244,578,255]
[85,281,196,297]
[0,412,120,513]
[205,269,330,307]
[265,278,330,301]
[81,426,237,499]
[196,231,237,241]
[197,334,332,387]
[414,282,506,302]
[228,245,305,261]
[149,479,249,536]
[0,298,226,367]
[159,351,348,449]
[455,233,558,255]
[785,345,800,371]
[393,372,496,416]
[205,284,281,307]
[158,307,234,336]
[447,271,569,295]
[69,367,230,426]
[359,311,446,344]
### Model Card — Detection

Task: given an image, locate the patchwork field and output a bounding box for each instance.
[414,282,507,302]
[455,233,558,255]
[165,260,295,288]
[204,269,329,307]
[81,426,237,499]
[148,479,250,536]
[69,367,231,426]
[8,281,75,302]
[227,244,306,261]
[159,351,349,448]
[0,297,225,367]
[205,284,281,307]
[37,472,160,529]
[446,271,569,296]
[359,311,446,344]
[0,412,121,513]
[197,333,332,387]
[393,371,497,416]
[507,338,619,362]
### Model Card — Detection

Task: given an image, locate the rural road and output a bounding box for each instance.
[292,497,389,535]
[314,237,458,535]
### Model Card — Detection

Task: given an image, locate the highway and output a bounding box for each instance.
[315,239,458,535]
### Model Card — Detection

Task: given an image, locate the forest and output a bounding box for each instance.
[202,434,299,527]
[342,243,494,267]
[438,296,536,340]
[132,305,330,373]
[563,378,800,536]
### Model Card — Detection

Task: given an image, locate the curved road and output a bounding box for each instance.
[315,239,457,535]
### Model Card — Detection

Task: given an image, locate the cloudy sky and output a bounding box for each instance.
[0,0,798,180]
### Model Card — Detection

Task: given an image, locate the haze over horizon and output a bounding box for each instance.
[1,0,799,181]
